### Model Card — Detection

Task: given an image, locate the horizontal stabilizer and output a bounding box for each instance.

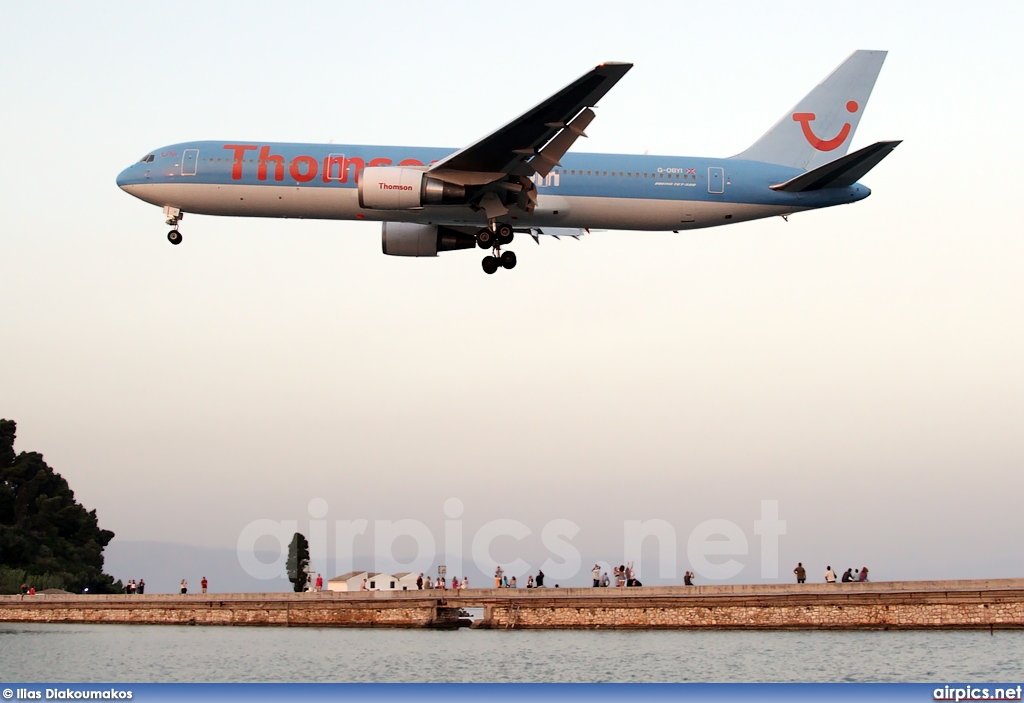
[770,140,901,192]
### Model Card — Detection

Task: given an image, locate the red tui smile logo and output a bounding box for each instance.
[792,100,859,151]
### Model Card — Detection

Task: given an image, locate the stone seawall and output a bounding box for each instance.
[0,596,448,628]
[2,579,1022,630]
[475,591,1024,630]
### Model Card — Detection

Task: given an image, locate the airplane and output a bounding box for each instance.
[116,50,899,275]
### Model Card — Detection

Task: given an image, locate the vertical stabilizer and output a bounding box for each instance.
[731,50,887,171]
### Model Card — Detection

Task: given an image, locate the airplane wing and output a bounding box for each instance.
[428,63,632,185]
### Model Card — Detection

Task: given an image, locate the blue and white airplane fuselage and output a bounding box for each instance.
[117,142,868,230]
[117,53,898,274]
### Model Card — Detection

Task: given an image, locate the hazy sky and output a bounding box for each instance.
[2,2,1022,587]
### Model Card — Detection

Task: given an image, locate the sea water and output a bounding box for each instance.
[1,624,1021,682]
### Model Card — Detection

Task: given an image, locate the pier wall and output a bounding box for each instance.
[2,579,1022,630]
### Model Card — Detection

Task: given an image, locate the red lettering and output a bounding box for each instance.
[224,145,257,180]
[322,154,363,182]
[399,159,423,166]
[345,156,365,184]
[258,145,285,181]
[289,155,318,183]
[323,154,346,182]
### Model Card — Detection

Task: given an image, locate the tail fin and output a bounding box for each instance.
[732,50,887,171]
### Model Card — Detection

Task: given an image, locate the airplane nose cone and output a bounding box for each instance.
[116,166,133,190]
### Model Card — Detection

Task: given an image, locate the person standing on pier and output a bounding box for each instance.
[137,579,145,594]
[794,563,806,583]
[494,566,504,588]
[416,573,423,590]
[536,570,545,587]
[180,579,187,594]
[201,576,208,594]
[592,564,601,587]
[825,566,836,583]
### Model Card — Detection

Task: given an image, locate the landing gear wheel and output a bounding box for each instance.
[482,256,499,275]
[498,233,514,246]
[496,223,514,239]
[500,251,517,270]
[477,229,493,249]
[167,229,182,245]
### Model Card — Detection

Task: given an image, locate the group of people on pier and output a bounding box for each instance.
[794,563,869,583]
[123,579,145,594]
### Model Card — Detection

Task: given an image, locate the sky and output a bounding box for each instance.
[2,1,1023,590]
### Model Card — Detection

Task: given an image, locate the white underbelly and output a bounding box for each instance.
[121,183,797,231]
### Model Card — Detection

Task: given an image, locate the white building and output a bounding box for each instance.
[327,571,368,592]
[393,572,420,591]
[366,573,400,591]
[327,571,408,591]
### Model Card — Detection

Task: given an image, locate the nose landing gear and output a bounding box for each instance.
[478,222,517,275]
[163,206,183,245]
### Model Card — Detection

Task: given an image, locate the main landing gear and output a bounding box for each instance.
[478,222,516,275]
[163,206,183,245]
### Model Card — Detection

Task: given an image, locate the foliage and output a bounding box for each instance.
[286,532,310,592]
[0,420,122,594]
[0,566,67,594]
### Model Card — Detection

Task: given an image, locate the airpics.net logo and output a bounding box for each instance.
[933,684,1023,701]
[235,499,787,583]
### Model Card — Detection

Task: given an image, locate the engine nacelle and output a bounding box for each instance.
[359,167,466,210]
[381,222,476,257]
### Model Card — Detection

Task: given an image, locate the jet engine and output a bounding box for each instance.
[359,167,466,209]
[381,222,476,257]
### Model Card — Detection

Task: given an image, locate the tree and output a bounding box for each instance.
[286,532,310,592]
[0,419,121,594]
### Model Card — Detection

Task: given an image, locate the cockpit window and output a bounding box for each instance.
[138,154,155,163]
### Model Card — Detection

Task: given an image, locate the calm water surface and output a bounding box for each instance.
[1,624,1021,682]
